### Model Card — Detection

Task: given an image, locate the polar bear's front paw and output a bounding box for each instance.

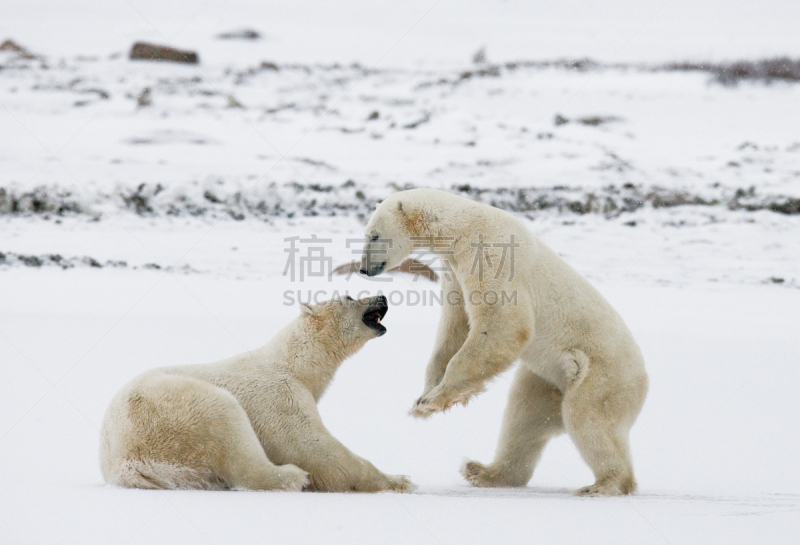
[385,474,417,493]
[408,383,457,418]
[461,460,528,488]
[409,382,485,418]
[408,396,444,418]
[279,464,310,491]
[461,460,501,487]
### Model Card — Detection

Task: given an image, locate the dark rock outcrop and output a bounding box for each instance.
[129,42,198,64]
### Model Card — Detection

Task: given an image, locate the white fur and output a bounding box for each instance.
[99,296,414,493]
[362,189,648,496]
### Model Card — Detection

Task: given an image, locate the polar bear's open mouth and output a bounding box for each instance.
[362,302,388,336]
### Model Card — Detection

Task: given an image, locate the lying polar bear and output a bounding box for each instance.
[100,295,413,493]
[360,188,648,496]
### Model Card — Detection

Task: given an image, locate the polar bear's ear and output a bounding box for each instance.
[300,302,314,315]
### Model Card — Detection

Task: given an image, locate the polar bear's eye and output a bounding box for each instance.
[345,295,354,302]
[370,234,379,241]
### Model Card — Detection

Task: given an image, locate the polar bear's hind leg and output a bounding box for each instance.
[103,374,308,491]
[563,366,647,496]
[461,367,564,487]
[112,459,227,490]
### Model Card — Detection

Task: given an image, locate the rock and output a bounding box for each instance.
[0,188,12,214]
[217,29,261,40]
[137,88,152,107]
[0,39,25,52]
[227,95,244,108]
[553,114,622,127]
[129,42,198,64]
[578,115,623,126]
[1,39,36,59]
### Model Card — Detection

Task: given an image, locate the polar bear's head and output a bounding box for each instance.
[360,190,435,276]
[300,295,389,353]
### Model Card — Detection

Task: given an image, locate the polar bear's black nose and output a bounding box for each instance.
[376,295,387,306]
[360,261,386,277]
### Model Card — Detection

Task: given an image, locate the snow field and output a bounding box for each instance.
[1,262,799,544]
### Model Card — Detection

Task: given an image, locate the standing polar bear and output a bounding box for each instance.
[361,189,648,496]
[100,295,414,493]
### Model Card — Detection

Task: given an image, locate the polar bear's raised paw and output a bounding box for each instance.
[408,382,485,418]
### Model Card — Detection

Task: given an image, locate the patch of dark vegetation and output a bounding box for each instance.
[203,190,222,204]
[403,112,431,129]
[122,183,163,215]
[216,29,261,41]
[553,114,622,127]
[459,65,501,81]
[18,255,42,267]
[292,158,337,171]
[510,57,800,85]
[417,59,600,88]
[663,57,800,85]
[232,60,380,85]
[2,181,799,223]
[0,252,127,270]
[263,102,297,114]
[0,187,82,215]
[504,58,599,72]
[416,57,800,88]
[0,251,200,273]
[448,183,800,219]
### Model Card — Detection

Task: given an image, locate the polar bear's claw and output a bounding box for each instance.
[386,474,417,493]
[408,397,455,418]
[409,382,487,418]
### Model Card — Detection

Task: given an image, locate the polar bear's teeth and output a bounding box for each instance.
[376,317,381,324]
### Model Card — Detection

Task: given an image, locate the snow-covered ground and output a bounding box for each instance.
[2,261,799,544]
[2,1,800,544]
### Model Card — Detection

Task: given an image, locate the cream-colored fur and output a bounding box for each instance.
[99,296,414,493]
[361,189,648,496]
